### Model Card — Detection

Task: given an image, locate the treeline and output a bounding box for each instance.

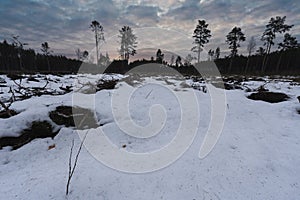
[215,47,300,75]
[0,40,97,74]
[104,47,300,76]
[0,39,299,75]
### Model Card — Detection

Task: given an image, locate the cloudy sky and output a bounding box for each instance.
[0,0,299,61]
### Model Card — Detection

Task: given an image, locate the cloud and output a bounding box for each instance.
[0,0,121,53]
[163,0,300,55]
[0,0,299,59]
[124,5,162,23]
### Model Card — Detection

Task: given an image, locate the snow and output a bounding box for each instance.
[0,74,300,199]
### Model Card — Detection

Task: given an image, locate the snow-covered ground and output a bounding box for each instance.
[0,74,300,199]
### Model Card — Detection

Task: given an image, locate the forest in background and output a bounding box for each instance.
[0,16,299,76]
[1,39,299,75]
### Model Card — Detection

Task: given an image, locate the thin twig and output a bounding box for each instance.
[66,130,89,195]
[145,89,153,99]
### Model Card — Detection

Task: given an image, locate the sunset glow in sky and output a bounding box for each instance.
[1,0,299,61]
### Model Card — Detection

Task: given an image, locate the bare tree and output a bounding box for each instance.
[98,52,111,67]
[11,35,28,71]
[245,36,256,73]
[41,42,53,71]
[118,26,137,60]
[75,48,82,60]
[247,36,256,56]
[207,49,214,61]
[75,49,89,61]
[185,54,195,65]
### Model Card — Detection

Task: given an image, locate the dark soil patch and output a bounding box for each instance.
[59,85,73,93]
[96,79,118,91]
[292,77,300,83]
[49,106,98,129]
[7,74,24,80]
[211,81,243,90]
[190,76,204,82]
[224,83,243,90]
[0,109,19,119]
[0,121,58,150]
[248,92,289,103]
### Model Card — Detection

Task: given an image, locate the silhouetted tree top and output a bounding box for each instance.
[175,55,182,67]
[156,49,164,63]
[12,35,28,50]
[90,20,104,65]
[191,19,211,63]
[278,33,298,51]
[41,42,52,56]
[226,27,246,57]
[261,16,293,54]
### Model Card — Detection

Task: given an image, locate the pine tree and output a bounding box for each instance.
[276,33,298,72]
[261,16,293,72]
[90,20,104,65]
[156,49,164,63]
[226,27,246,57]
[278,33,298,50]
[191,20,211,63]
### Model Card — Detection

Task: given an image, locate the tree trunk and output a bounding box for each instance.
[19,56,23,72]
[286,54,291,71]
[47,57,50,72]
[34,54,37,72]
[261,43,271,74]
[197,46,201,63]
[228,58,233,74]
[275,52,283,74]
[95,29,99,65]
[245,57,250,74]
